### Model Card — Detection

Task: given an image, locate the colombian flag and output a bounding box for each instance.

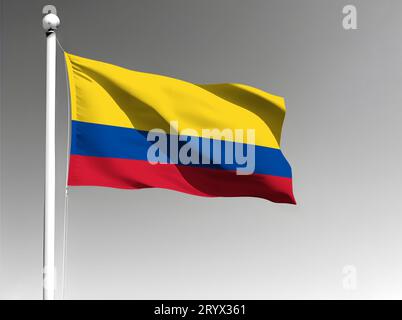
[65,53,296,204]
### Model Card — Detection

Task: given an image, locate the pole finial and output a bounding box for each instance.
[42,5,60,32]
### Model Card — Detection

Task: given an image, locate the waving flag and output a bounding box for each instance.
[65,53,295,203]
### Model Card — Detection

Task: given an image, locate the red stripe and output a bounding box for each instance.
[68,155,296,204]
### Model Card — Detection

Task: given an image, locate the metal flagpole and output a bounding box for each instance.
[42,5,60,300]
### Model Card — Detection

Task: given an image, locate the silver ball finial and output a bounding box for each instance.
[42,13,60,31]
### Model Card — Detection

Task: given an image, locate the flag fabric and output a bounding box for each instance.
[65,53,296,203]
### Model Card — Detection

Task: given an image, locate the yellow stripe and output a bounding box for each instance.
[65,52,286,149]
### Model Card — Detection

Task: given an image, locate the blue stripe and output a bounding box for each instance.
[71,120,292,178]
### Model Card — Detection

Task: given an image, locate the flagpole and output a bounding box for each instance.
[42,6,60,300]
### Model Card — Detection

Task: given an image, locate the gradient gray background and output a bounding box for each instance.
[1,0,401,299]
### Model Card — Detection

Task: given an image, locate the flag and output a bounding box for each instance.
[65,53,296,203]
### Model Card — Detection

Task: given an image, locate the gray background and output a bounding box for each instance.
[1,0,401,299]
